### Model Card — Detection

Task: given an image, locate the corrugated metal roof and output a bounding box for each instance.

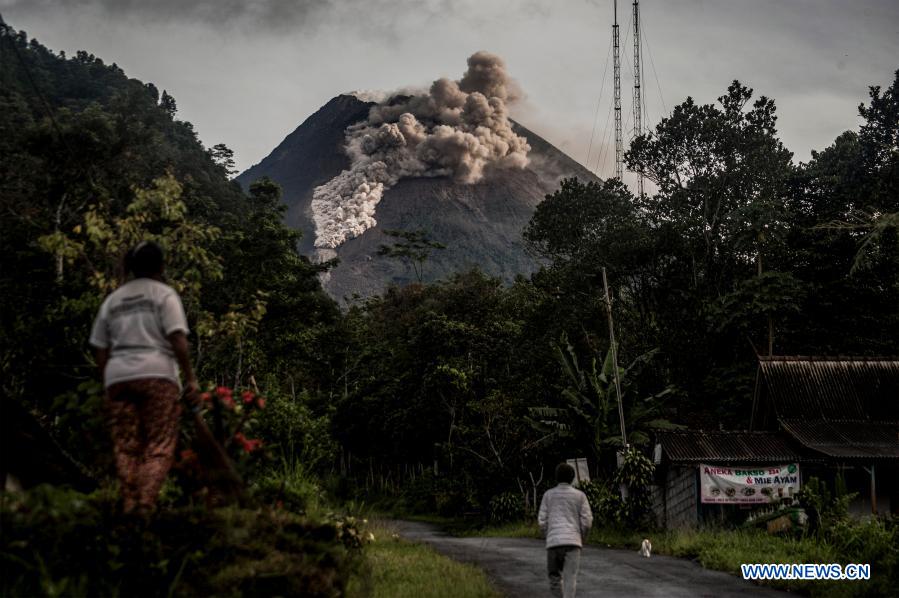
[759,356,899,421]
[779,419,899,459]
[755,357,899,458]
[655,430,806,463]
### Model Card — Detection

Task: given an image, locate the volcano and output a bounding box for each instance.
[237,93,599,300]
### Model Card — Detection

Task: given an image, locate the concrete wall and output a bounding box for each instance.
[652,466,698,529]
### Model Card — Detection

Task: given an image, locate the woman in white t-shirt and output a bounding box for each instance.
[89,241,198,515]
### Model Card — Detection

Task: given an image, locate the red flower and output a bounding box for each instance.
[200,392,212,402]
[215,386,233,399]
[242,390,255,404]
[233,432,262,453]
[256,397,266,409]
[221,394,235,410]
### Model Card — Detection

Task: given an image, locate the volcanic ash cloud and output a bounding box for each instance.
[311,51,531,251]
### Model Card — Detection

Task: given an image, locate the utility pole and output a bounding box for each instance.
[632,0,644,197]
[613,0,623,181]
[602,268,627,448]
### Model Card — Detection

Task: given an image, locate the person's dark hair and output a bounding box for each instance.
[126,241,165,278]
[555,462,576,484]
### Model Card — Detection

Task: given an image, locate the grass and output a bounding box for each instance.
[458,520,540,539]
[371,508,894,596]
[456,519,879,597]
[350,521,500,598]
[589,526,845,595]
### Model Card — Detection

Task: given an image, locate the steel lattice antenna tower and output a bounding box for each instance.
[613,0,623,181]
[632,0,644,197]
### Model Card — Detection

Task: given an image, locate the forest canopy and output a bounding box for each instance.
[1,21,898,515]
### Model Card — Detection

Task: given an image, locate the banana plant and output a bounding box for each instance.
[529,332,678,471]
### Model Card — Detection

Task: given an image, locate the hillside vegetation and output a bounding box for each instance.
[1,20,897,596]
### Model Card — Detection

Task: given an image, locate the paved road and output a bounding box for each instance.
[391,520,789,597]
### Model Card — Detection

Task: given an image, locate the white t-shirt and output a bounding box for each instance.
[89,278,189,388]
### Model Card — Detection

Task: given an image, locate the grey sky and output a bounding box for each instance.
[2,0,897,190]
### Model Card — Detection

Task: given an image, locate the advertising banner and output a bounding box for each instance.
[700,463,800,504]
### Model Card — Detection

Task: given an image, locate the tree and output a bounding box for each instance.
[160,90,177,116]
[858,69,899,195]
[0,28,342,476]
[627,81,794,292]
[782,70,899,355]
[529,334,675,473]
[377,229,446,283]
[38,173,222,305]
[210,143,237,177]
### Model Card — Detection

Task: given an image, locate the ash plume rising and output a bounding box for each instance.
[311,51,530,254]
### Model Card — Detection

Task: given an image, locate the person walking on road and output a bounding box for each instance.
[538,462,594,598]
[89,241,198,515]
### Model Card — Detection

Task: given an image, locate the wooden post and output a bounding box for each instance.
[862,463,877,515]
[871,463,877,515]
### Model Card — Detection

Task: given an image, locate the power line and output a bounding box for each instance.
[640,8,668,118]
[594,93,615,176]
[585,36,613,169]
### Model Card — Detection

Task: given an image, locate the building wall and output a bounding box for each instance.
[653,466,697,529]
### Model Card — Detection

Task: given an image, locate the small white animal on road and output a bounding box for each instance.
[640,538,652,558]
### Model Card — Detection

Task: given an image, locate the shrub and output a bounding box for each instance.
[250,458,323,514]
[395,471,479,517]
[254,388,336,472]
[614,447,655,527]
[579,479,622,525]
[1,484,360,598]
[434,479,479,517]
[489,491,526,523]
[796,475,855,537]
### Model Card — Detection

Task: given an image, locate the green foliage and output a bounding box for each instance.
[530,333,674,469]
[792,472,899,594]
[355,521,500,598]
[796,476,856,537]
[377,228,446,283]
[0,25,341,483]
[250,458,324,515]
[47,379,110,476]
[488,491,526,524]
[254,388,336,473]
[521,72,899,428]
[586,521,898,598]
[0,485,361,598]
[578,479,621,524]
[3,26,899,597]
[336,270,549,513]
[38,172,222,300]
[613,447,655,527]
[391,470,481,518]
[826,517,898,595]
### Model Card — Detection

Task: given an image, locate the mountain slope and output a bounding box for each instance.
[237,94,600,299]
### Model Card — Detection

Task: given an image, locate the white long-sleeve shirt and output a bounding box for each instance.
[538,483,594,548]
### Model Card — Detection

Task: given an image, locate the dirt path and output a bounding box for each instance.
[390,520,788,597]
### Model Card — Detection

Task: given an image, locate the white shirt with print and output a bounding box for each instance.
[89,278,189,389]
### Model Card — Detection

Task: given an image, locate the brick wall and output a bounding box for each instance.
[652,466,698,528]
